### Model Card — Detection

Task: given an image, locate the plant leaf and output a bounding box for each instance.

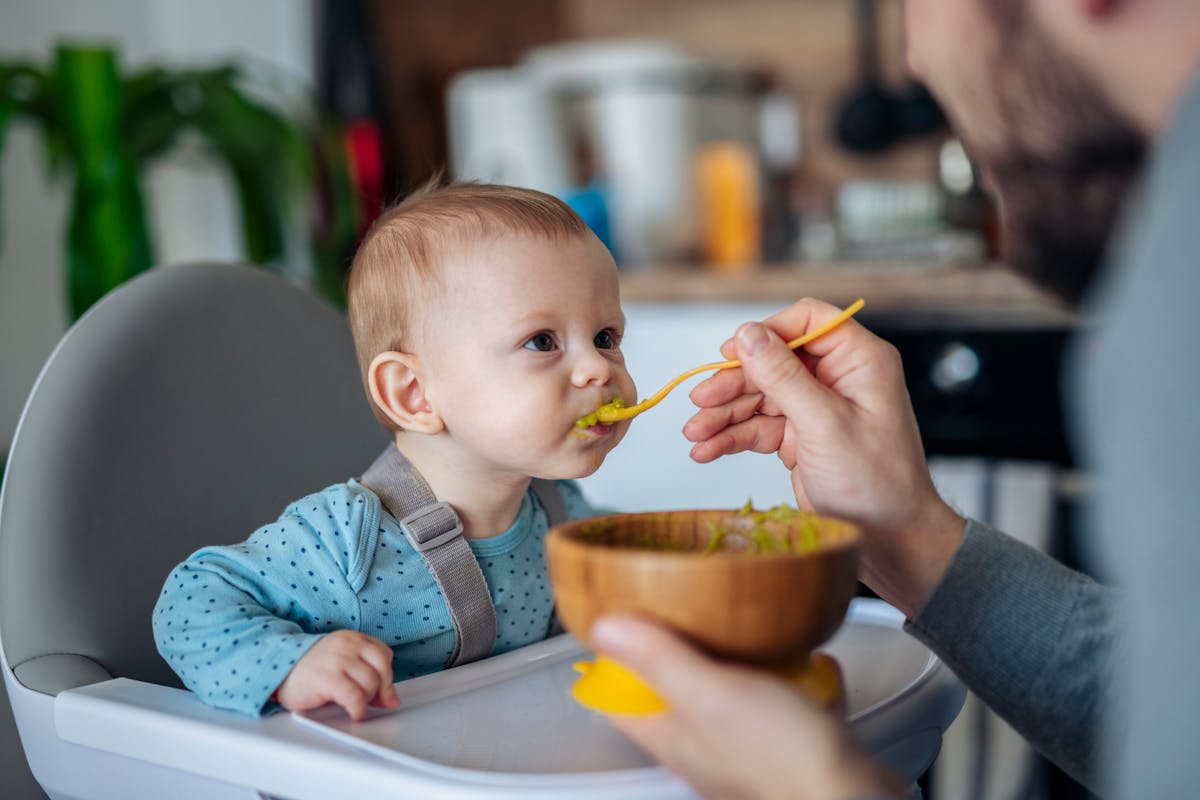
[184,71,313,266]
[122,67,187,161]
[56,45,154,319]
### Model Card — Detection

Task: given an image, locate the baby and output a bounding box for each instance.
[153,183,636,718]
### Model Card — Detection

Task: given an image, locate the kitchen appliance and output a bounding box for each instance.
[448,39,768,267]
[446,66,574,196]
[833,0,944,153]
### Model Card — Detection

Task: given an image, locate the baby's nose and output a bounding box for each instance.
[572,348,613,386]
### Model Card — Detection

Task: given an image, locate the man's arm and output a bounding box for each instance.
[904,519,1119,792]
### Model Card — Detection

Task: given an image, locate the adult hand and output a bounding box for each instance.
[685,298,965,616]
[592,615,905,800]
[274,630,399,720]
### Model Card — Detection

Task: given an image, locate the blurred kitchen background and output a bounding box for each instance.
[1,1,1093,799]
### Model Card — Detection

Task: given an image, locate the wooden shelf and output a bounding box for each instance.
[619,263,1078,328]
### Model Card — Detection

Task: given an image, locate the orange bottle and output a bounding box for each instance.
[696,140,762,272]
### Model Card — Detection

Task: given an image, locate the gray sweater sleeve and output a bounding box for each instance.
[903,519,1119,792]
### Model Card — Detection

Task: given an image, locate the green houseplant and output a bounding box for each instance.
[0,44,359,320]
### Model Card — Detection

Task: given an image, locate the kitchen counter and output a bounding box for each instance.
[619,263,1077,329]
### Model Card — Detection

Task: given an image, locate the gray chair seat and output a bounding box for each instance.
[0,262,386,795]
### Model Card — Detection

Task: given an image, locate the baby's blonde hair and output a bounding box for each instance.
[347,181,591,430]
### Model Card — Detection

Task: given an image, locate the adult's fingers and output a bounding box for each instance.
[682,391,764,443]
[688,415,787,464]
[759,297,855,356]
[692,299,850,410]
[689,361,753,409]
[732,323,838,431]
[591,615,734,707]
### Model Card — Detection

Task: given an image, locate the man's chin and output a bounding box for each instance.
[947,4,1148,308]
[1002,217,1114,308]
[992,149,1144,307]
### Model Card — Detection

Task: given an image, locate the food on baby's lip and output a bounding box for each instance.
[575,397,626,429]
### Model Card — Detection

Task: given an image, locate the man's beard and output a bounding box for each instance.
[971,14,1147,307]
[988,129,1145,307]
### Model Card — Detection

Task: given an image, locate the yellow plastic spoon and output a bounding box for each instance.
[577,298,866,427]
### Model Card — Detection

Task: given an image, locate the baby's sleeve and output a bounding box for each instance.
[152,510,357,716]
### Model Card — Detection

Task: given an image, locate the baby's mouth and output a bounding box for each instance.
[574,397,627,429]
[575,422,613,439]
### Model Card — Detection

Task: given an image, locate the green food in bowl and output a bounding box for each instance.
[703,500,822,554]
[577,500,826,555]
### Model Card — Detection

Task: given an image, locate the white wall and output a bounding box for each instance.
[0,0,314,453]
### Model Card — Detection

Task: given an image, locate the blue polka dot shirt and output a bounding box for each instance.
[152,478,598,716]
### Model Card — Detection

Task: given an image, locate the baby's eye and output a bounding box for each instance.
[524,332,557,352]
[594,329,619,350]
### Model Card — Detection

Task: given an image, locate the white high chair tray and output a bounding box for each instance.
[53,599,962,799]
[293,598,961,783]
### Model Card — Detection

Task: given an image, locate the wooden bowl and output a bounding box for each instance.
[545,509,861,664]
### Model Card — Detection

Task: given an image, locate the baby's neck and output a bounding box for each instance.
[391,434,531,540]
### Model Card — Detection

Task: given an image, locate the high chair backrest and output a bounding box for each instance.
[0,263,387,695]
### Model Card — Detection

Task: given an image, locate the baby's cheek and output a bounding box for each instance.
[493,403,558,448]
[618,371,638,402]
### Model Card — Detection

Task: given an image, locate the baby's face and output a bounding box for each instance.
[415,232,636,481]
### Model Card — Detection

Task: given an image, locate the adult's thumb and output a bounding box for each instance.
[734,322,828,422]
[591,615,727,704]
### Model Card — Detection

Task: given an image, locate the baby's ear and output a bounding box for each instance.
[367,351,444,434]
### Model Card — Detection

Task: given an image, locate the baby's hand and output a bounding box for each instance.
[274,630,399,720]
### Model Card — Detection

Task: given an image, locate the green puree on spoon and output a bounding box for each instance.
[575,398,626,429]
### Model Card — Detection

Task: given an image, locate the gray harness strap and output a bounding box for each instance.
[361,444,567,666]
[361,444,495,668]
[530,479,566,531]
[530,479,567,637]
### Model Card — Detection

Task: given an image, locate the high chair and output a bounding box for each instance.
[0,262,964,799]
